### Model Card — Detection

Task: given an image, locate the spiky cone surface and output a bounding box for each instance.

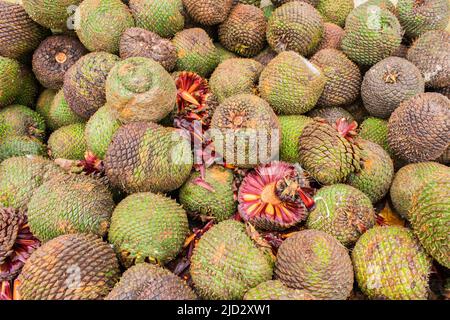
[48,123,87,160]
[266,2,324,56]
[406,30,450,88]
[210,94,280,168]
[119,28,177,72]
[75,0,134,54]
[306,184,375,246]
[13,66,39,107]
[259,51,326,114]
[237,0,262,6]
[307,107,354,124]
[22,0,82,30]
[279,115,313,163]
[172,28,219,77]
[190,220,274,300]
[275,229,354,300]
[183,0,233,26]
[358,117,393,156]
[352,226,431,300]
[316,0,353,27]
[0,156,63,210]
[435,86,450,100]
[85,105,121,160]
[0,1,48,59]
[253,47,277,66]
[409,173,450,268]
[342,99,370,124]
[243,280,316,300]
[341,5,402,66]
[0,135,46,162]
[218,4,267,57]
[106,57,177,124]
[316,22,344,51]
[105,263,196,300]
[361,57,425,119]
[108,192,189,267]
[209,58,263,103]
[238,161,315,230]
[0,105,45,142]
[310,49,361,108]
[347,139,394,203]
[398,0,449,38]
[214,43,238,64]
[129,0,184,38]
[104,122,193,194]
[31,35,87,90]
[272,0,320,6]
[0,57,21,108]
[17,233,119,300]
[299,119,362,185]
[179,166,236,222]
[27,174,114,242]
[390,162,448,219]
[46,90,85,131]
[63,52,120,119]
[0,207,40,283]
[387,92,450,163]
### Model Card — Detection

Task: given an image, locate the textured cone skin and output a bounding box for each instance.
[352,226,431,300]
[307,107,354,124]
[361,57,425,119]
[0,57,21,108]
[267,2,323,56]
[32,35,87,90]
[106,263,197,300]
[0,105,45,143]
[0,1,48,59]
[316,22,344,51]
[259,51,326,114]
[47,90,85,131]
[275,229,354,300]
[85,104,121,159]
[341,5,402,65]
[406,30,450,88]
[218,4,267,57]
[0,135,46,162]
[75,0,135,54]
[210,94,280,168]
[183,0,233,26]
[17,234,120,300]
[387,92,450,163]
[299,119,362,185]
[0,156,63,210]
[272,0,320,6]
[358,117,392,156]
[108,192,189,267]
[22,0,82,30]
[279,115,313,163]
[209,58,263,103]
[317,0,353,27]
[306,184,375,246]
[253,47,277,66]
[48,123,87,160]
[172,28,219,77]
[310,49,361,108]
[347,139,394,203]
[64,52,120,119]
[27,174,114,242]
[391,162,449,219]
[104,122,193,194]
[119,28,177,72]
[410,173,450,268]
[129,0,184,38]
[398,0,449,38]
[106,57,177,124]
[215,43,238,63]
[190,220,274,300]
[179,166,236,222]
[243,280,316,300]
[13,66,39,107]
[342,99,370,124]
